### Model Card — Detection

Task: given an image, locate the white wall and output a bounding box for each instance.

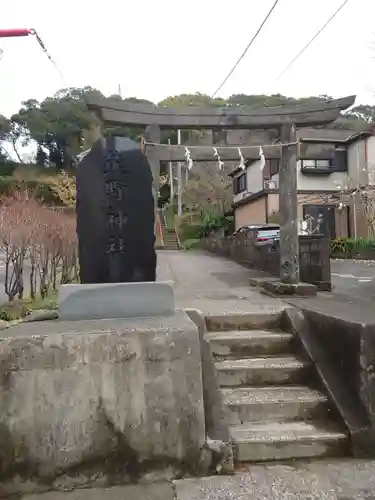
[246,160,263,194]
[347,140,367,188]
[296,160,348,191]
[366,136,375,185]
[232,160,263,205]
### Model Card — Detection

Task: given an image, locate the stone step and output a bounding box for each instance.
[205,311,284,332]
[222,386,329,424]
[230,421,347,462]
[205,330,293,357]
[215,356,310,387]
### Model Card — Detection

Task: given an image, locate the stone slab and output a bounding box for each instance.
[260,280,317,296]
[22,484,174,500]
[59,281,175,320]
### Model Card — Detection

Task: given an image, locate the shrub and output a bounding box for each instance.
[330,237,375,254]
[0,300,30,321]
[200,213,234,237]
[0,191,78,302]
[182,238,205,250]
[179,223,203,241]
[0,169,76,207]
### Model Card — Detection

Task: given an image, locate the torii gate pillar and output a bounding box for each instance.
[144,123,161,221]
[279,124,299,284]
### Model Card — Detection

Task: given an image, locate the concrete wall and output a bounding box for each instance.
[206,234,331,290]
[284,308,374,457]
[0,312,206,492]
[268,193,279,219]
[234,197,267,230]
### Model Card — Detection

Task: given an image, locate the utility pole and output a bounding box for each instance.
[168,139,174,202]
[177,129,182,216]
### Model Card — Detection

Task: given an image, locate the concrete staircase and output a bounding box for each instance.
[205,313,348,463]
[161,227,180,250]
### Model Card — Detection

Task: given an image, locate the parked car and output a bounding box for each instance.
[233,224,280,243]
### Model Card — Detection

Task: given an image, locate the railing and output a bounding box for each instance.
[156,211,164,246]
[174,223,181,249]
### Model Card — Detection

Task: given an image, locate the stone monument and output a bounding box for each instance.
[76,135,156,284]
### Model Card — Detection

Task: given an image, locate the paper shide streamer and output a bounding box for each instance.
[184,146,193,170]
[213,148,224,170]
[238,148,246,170]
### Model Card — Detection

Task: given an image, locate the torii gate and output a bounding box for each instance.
[86,95,355,286]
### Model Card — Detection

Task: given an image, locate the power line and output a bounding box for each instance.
[276,0,350,81]
[211,0,281,98]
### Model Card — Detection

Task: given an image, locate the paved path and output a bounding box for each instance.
[331,259,375,299]
[156,251,375,324]
[22,458,375,499]
[157,250,286,315]
[287,259,375,325]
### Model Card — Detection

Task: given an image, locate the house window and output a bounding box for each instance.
[333,148,347,171]
[301,159,331,170]
[269,159,280,176]
[300,147,347,174]
[233,173,247,194]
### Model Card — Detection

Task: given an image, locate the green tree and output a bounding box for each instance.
[0,114,25,163]
[12,86,104,167]
[159,92,226,108]
[346,105,375,124]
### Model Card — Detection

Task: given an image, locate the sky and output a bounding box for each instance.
[0,0,374,120]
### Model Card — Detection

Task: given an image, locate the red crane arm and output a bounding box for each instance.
[0,29,35,38]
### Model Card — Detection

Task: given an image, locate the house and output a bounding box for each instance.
[229,127,375,239]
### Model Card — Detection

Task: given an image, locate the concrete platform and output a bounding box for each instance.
[0,311,205,491]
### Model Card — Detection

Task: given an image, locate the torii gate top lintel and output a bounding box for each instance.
[86,95,356,129]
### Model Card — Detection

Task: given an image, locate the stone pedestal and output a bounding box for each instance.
[0,311,205,493]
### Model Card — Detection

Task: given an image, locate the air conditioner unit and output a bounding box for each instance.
[265,181,277,189]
